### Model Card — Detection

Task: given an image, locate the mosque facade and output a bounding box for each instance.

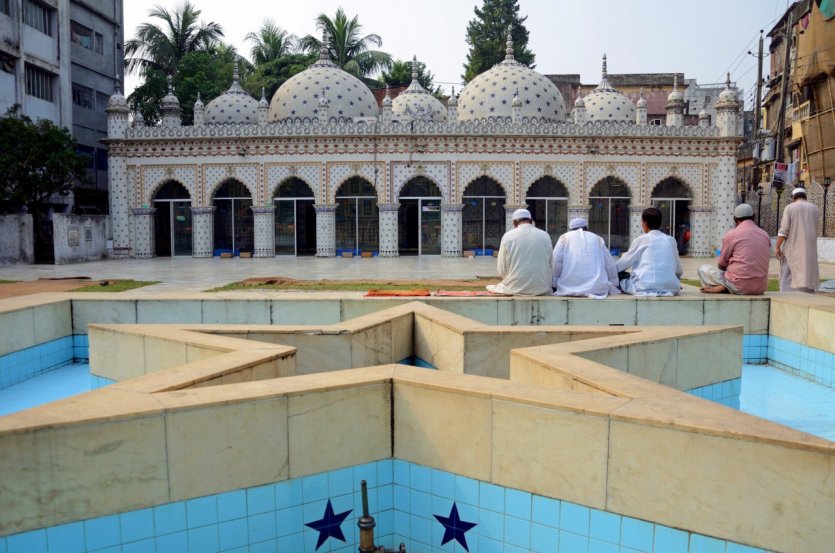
[104,36,741,260]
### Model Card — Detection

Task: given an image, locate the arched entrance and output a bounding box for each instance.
[212,180,253,256]
[526,176,569,245]
[398,177,442,255]
[335,177,378,255]
[462,177,505,254]
[651,177,692,254]
[152,181,192,257]
[589,177,631,253]
[273,178,316,256]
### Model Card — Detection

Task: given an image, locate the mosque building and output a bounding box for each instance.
[104,34,741,259]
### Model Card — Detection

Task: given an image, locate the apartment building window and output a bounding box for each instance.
[71,21,93,49]
[96,91,110,112]
[72,83,93,109]
[1,0,11,16]
[25,64,55,102]
[23,0,52,36]
[95,32,104,54]
[0,52,14,74]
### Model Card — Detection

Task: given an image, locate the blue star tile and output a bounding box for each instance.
[434,502,477,551]
[304,499,352,550]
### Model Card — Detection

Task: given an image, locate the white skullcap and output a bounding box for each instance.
[512,208,532,221]
[733,203,754,218]
[791,187,806,197]
[569,218,588,230]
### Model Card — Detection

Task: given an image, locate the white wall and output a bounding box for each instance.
[0,215,34,264]
[53,214,109,264]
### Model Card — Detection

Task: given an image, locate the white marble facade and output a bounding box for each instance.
[106,38,741,259]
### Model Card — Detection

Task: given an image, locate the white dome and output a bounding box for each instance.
[269,44,377,122]
[457,32,565,122]
[392,57,447,122]
[160,76,181,113]
[667,74,684,102]
[205,65,258,125]
[584,55,635,124]
[636,88,647,108]
[717,74,738,105]
[574,93,585,108]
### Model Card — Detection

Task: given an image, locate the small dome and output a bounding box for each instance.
[160,76,181,112]
[194,92,204,109]
[392,56,447,122]
[583,55,635,123]
[667,74,684,102]
[717,73,738,105]
[382,86,392,107]
[205,63,259,125]
[574,93,585,108]
[106,86,129,112]
[133,109,145,127]
[636,88,647,108]
[258,88,268,109]
[269,41,377,122]
[447,87,457,106]
[457,29,565,122]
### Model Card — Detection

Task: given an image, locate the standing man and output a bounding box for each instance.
[617,207,683,296]
[775,187,820,293]
[552,218,620,298]
[486,209,553,295]
[699,204,771,295]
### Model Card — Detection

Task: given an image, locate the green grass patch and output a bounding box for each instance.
[681,278,780,292]
[208,280,490,292]
[73,280,158,292]
[0,280,17,284]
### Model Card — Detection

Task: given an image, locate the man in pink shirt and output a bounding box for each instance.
[699,203,771,295]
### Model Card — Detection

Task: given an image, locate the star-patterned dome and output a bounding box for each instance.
[205,63,259,125]
[391,56,447,123]
[269,42,377,122]
[583,55,635,124]
[457,30,565,123]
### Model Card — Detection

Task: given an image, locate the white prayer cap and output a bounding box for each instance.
[733,203,754,218]
[512,208,532,221]
[569,218,588,229]
[791,187,806,197]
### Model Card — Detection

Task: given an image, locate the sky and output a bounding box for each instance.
[123,0,791,110]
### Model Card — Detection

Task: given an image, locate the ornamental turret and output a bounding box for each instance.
[714,73,740,137]
[258,88,269,124]
[193,92,205,126]
[636,88,647,125]
[573,93,586,125]
[316,89,330,124]
[512,89,522,123]
[105,85,130,138]
[160,75,182,128]
[380,85,393,124]
[447,87,458,121]
[665,74,685,127]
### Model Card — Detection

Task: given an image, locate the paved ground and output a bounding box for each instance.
[1,255,834,295]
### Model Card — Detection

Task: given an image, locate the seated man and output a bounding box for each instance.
[552,218,619,298]
[699,203,770,295]
[486,208,553,295]
[617,207,682,296]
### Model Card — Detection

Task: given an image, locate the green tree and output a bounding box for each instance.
[0,106,89,234]
[124,1,224,76]
[299,8,392,84]
[244,53,316,102]
[380,59,441,94]
[246,19,297,66]
[462,0,535,83]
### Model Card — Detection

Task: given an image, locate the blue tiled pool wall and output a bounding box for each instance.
[0,335,89,391]
[0,460,771,553]
[685,378,741,409]
[741,334,768,364]
[768,335,835,388]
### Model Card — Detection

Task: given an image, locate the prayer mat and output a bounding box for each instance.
[364,289,431,297]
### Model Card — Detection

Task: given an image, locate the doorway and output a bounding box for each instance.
[153,181,192,257]
[274,178,316,256]
[398,177,442,255]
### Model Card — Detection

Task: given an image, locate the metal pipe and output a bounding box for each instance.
[357,480,376,553]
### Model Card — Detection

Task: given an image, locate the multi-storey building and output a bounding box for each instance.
[0,0,123,213]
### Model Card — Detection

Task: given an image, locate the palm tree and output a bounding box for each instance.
[124,1,224,76]
[299,8,392,82]
[245,19,296,66]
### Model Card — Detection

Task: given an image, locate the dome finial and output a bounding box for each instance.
[166,74,174,94]
[233,60,240,83]
[725,72,731,89]
[411,55,419,82]
[602,54,608,78]
[319,32,329,61]
[505,25,515,61]
[673,73,678,91]
[260,87,266,101]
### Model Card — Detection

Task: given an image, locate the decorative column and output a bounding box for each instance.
[689,206,713,257]
[377,203,400,257]
[629,206,647,243]
[131,207,155,259]
[441,203,464,257]
[314,204,337,257]
[504,204,528,232]
[251,206,276,257]
[567,205,591,229]
[190,206,215,258]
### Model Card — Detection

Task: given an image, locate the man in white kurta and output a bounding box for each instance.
[552,218,620,298]
[776,187,820,293]
[617,207,682,296]
[486,209,554,295]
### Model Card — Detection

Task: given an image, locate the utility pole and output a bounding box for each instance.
[775,11,794,165]
[754,31,764,139]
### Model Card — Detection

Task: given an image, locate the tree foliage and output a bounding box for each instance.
[462,0,534,83]
[299,8,392,84]
[0,106,89,213]
[244,53,316,103]
[380,59,441,94]
[124,1,224,76]
[245,19,297,66]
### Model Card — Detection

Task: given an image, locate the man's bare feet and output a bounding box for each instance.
[700,284,728,294]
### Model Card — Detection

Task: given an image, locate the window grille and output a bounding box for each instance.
[23,0,52,36]
[71,20,93,49]
[96,91,110,111]
[1,0,11,16]
[25,64,55,102]
[72,83,93,109]
[94,32,104,54]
